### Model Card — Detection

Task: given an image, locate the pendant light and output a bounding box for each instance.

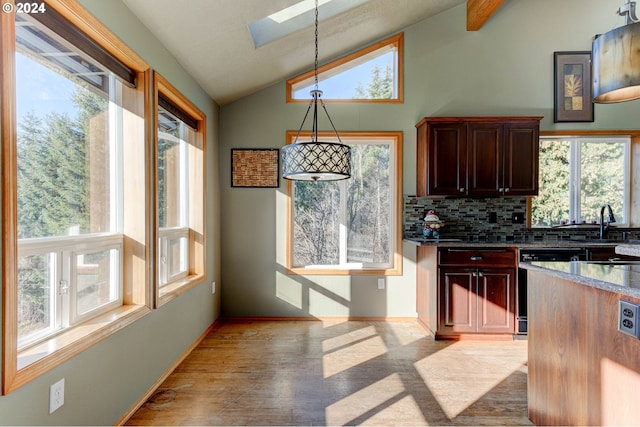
[281,0,351,181]
[593,0,640,103]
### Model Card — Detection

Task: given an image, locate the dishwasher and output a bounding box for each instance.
[517,247,587,334]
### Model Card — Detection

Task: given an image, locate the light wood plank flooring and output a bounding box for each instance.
[125,319,531,426]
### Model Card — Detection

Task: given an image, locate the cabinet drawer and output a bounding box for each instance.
[439,248,516,267]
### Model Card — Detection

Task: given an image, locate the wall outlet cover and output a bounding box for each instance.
[49,378,65,414]
[619,300,640,339]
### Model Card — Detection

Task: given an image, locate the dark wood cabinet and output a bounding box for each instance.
[436,248,516,339]
[417,122,467,196]
[416,116,542,197]
[586,246,638,261]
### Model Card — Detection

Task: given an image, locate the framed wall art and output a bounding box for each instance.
[554,51,594,122]
[231,148,279,188]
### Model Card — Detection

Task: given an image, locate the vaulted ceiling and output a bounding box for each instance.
[121,0,504,105]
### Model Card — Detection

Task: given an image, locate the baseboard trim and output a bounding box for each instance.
[114,318,220,426]
[222,315,418,322]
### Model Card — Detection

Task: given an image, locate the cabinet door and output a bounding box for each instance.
[439,268,476,333]
[467,122,502,196]
[477,268,515,333]
[417,122,467,196]
[502,122,539,195]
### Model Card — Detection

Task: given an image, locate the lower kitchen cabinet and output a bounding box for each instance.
[436,247,517,339]
[438,267,516,337]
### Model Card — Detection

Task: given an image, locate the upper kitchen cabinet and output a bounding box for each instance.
[416,117,543,197]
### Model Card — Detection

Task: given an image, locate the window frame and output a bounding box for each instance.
[285,131,403,276]
[286,33,404,104]
[2,0,151,394]
[531,130,640,228]
[153,71,206,307]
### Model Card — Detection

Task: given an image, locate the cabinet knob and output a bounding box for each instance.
[478,272,484,277]
[504,188,510,193]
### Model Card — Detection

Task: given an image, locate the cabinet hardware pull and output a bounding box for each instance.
[504,188,510,193]
[459,187,465,192]
[470,256,483,261]
[478,272,484,277]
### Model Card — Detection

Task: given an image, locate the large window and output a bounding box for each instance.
[15,14,127,349]
[286,33,403,103]
[3,2,150,393]
[531,136,630,227]
[154,73,206,305]
[286,132,402,275]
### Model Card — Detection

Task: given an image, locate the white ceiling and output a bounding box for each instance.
[121,0,465,105]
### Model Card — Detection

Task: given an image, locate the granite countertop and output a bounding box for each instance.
[520,260,640,300]
[403,237,638,248]
[616,244,640,257]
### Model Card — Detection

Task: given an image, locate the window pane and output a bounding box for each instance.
[158,104,193,230]
[75,248,120,317]
[580,141,626,224]
[293,51,396,100]
[293,181,341,266]
[167,236,188,279]
[18,252,56,347]
[531,140,570,226]
[347,144,391,264]
[289,34,402,102]
[16,18,115,239]
[290,136,397,270]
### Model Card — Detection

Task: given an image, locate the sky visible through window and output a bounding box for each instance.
[293,51,394,99]
[16,52,77,123]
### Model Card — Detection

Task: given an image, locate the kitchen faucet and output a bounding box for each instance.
[599,204,616,239]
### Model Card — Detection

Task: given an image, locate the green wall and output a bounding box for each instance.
[0,0,220,425]
[219,0,640,317]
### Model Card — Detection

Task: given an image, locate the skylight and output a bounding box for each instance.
[248,0,369,48]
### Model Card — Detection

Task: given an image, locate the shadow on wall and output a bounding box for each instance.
[274,263,389,318]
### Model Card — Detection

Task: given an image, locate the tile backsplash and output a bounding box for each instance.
[404,196,635,242]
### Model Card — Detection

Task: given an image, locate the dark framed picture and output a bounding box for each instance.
[554,51,594,122]
[231,148,279,188]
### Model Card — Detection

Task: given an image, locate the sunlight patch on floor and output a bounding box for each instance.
[413,341,528,418]
[325,373,426,426]
[323,334,388,378]
[386,321,429,346]
[322,325,377,352]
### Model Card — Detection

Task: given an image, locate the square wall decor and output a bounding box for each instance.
[231,148,279,188]
[554,51,595,122]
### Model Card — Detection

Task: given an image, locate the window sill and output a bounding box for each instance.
[157,273,206,307]
[10,304,150,392]
[287,266,402,276]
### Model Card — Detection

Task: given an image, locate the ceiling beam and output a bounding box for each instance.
[466,0,504,31]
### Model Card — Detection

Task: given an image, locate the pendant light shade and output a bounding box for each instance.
[282,0,351,182]
[593,0,640,103]
[282,140,351,181]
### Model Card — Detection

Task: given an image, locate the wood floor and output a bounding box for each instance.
[125,319,531,426]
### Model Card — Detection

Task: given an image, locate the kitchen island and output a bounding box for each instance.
[521,260,640,426]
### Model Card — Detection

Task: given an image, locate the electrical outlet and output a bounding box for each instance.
[49,378,64,414]
[212,281,216,294]
[512,212,525,224]
[618,300,640,338]
[377,278,385,290]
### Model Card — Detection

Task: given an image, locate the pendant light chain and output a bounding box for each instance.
[314,0,319,90]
